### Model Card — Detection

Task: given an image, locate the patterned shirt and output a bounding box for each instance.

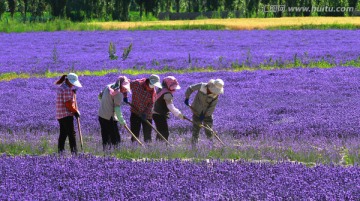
[56,83,75,119]
[130,78,156,119]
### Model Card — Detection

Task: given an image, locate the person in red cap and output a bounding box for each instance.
[98,76,131,150]
[125,74,162,142]
[153,76,184,141]
[184,78,224,144]
[55,73,82,154]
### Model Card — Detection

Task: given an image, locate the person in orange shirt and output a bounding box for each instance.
[55,73,82,154]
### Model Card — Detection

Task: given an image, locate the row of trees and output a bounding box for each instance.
[0,0,359,21]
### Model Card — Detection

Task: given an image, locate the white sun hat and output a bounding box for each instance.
[208,79,224,95]
[67,73,82,88]
[149,74,162,88]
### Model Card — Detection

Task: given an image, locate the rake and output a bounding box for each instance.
[74,93,83,150]
[126,102,172,146]
[185,106,225,146]
[124,124,145,147]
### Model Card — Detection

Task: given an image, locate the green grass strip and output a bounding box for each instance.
[1,18,360,33]
[128,24,226,31]
[269,23,360,30]
[0,19,104,33]
[0,68,218,82]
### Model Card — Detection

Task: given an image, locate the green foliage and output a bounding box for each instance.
[46,0,66,18]
[0,0,6,20]
[269,23,360,30]
[27,0,47,22]
[113,0,131,21]
[122,42,132,61]
[7,0,16,18]
[108,41,118,60]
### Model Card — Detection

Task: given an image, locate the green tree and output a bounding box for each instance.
[0,0,6,20]
[23,0,28,21]
[225,0,235,11]
[192,0,201,12]
[348,0,359,15]
[245,0,260,17]
[175,0,179,12]
[120,0,131,21]
[302,0,312,16]
[7,0,17,18]
[144,0,157,16]
[66,0,86,21]
[325,0,347,16]
[28,0,47,21]
[135,0,144,18]
[47,0,66,18]
[206,0,220,11]
[261,0,270,17]
[113,0,131,21]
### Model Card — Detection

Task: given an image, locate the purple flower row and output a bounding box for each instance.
[0,155,359,200]
[0,30,359,74]
[1,67,360,141]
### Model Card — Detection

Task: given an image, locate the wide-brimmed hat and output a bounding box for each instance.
[163,76,180,91]
[67,73,82,87]
[208,79,224,95]
[119,76,131,92]
[149,74,162,88]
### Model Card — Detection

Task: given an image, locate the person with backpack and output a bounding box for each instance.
[125,74,162,143]
[98,76,131,150]
[153,76,184,141]
[184,79,224,144]
[55,73,82,154]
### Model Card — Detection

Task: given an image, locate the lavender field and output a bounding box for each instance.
[1,155,359,200]
[1,68,360,164]
[1,68,360,139]
[1,30,360,200]
[0,30,360,74]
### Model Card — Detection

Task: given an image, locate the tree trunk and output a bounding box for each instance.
[175,0,180,13]
[23,0,27,22]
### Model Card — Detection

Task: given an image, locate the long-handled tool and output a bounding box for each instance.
[126,102,172,146]
[124,124,144,147]
[74,93,83,150]
[203,124,225,146]
[184,107,225,146]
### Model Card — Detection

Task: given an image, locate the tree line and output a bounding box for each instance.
[0,0,358,22]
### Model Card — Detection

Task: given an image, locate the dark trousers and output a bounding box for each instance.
[99,116,120,150]
[153,114,169,141]
[130,112,152,142]
[192,114,213,144]
[58,116,77,154]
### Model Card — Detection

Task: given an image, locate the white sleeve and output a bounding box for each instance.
[167,103,182,118]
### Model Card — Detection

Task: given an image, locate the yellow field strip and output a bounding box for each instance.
[88,17,360,30]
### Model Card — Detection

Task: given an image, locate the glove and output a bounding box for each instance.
[199,113,205,121]
[184,99,189,106]
[141,113,147,120]
[74,111,81,119]
[123,97,129,103]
